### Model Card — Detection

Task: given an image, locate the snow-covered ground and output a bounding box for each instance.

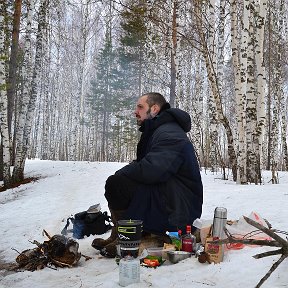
[0,160,287,288]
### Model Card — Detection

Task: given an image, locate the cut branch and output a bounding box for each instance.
[243,216,287,246]
[253,248,283,259]
[255,254,286,288]
[208,216,288,288]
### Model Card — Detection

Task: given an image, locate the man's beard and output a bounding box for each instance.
[136,108,153,126]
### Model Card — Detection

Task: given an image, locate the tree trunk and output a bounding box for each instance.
[0,2,12,187]
[195,0,237,181]
[231,0,249,184]
[7,0,22,139]
[207,0,219,173]
[13,0,47,182]
[169,0,178,108]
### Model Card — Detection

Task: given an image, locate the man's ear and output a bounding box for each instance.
[151,104,160,116]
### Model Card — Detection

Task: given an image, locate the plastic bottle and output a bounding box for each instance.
[119,256,140,287]
[167,230,182,250]
[181,225,196,253]
[177,230,182,250]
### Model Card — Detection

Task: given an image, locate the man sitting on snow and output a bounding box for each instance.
[92,92,203,257]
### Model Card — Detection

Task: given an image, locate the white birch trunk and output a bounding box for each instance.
[12,0,34,181]
[245,0,268,184]
[13,0,47,181]
[0,3,11,186]
[281,105,288,170]
[208,0,218,172]
[194,0,237,180]
[40,41,50,160]
[77,1,90,161]
[254,0,268,176]
[170,0,178,107]
[270,0,284,181]
[231,0,249,184]
[245,0,258,183]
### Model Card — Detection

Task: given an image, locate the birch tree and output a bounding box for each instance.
[207,0,219,173]
[245,0,268,184]
[194,0,238,180]
[0,2,11,187]
[7,0,22,139]
[230,0,249,183]
[5,0,283,178]
[267,0,287,181]
[169,0,179,107]
[13,0,48,182]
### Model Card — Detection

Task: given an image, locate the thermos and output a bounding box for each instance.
[212,207,227,239]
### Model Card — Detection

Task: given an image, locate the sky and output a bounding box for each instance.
[0,160,287,288]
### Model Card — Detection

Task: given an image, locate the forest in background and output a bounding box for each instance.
[0,0,287,188]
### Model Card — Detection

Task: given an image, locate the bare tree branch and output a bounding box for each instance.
[209,216,288,288]
[255,254,286,288]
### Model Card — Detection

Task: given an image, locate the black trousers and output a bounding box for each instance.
[104,174,138,210]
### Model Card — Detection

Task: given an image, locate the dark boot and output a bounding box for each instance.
[91,208,125,250]
[99,239,118,258]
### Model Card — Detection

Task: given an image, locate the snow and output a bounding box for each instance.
[0,160,287,288]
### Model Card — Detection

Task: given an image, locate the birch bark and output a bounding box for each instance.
[231,0,249,184]
[0,2,11,187]
[11,0,33,182]
[279,0,288,170]
[13,0,47,181]
[254,0,267,181]
[281,106,288,170]
[7,0,22,138]
[170,0,178,107]
[195,0,237,180]
[270,0,285,180]
[245,0,268,184]
[208,0,219,172]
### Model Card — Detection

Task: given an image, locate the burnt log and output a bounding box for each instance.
[11,230,82,271]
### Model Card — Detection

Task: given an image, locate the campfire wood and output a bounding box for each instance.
[209,216,288,288]
[10,230,89,272]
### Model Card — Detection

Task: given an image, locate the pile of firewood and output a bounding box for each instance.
[10,230,85,271]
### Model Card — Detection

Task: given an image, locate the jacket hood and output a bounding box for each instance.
[158,108,191,132]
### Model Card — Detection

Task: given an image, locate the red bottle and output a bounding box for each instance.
[181,225,195,253]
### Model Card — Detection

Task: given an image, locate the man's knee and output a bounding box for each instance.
[104,174,126,201]
[105,175,121,193]
[104,174,137,210]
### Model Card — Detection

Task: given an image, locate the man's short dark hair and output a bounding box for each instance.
[142,92,167,109]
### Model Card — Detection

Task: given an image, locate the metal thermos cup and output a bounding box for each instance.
[212,207,227,239]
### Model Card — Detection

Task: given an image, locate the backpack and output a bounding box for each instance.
[61,205,112,239]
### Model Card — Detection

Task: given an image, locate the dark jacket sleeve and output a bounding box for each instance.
[115,125,187,184]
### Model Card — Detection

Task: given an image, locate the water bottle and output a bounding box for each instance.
[119,256,140,287]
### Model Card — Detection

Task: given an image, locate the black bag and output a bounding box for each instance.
[61,209,112,239]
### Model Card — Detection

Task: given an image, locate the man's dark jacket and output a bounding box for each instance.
[115,107,203,234]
